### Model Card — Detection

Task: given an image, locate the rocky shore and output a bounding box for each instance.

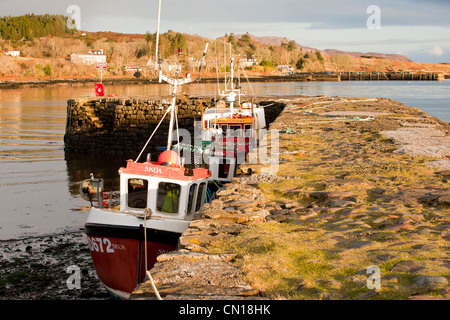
[0,232,110,300]
[1,96,449,300]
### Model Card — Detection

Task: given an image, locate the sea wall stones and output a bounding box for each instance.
[130,183,271,300]
[63,97,285,157]
[64,96,208,156]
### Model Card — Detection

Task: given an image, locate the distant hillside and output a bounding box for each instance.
[236,34,318,53]
[235,33,412,62]
[323,49,412,62]
[2,25,448,83]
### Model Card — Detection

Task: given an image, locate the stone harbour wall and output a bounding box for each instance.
[63,96,285,158]
[64,96,206,157]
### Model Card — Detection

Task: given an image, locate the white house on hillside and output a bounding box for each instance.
[71,49,106,65]
[239,57,258,68]
[4,51,20,57]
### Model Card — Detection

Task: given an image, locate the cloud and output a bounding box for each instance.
[427,46,444,56]
[2,0,450,31]
[406,46,449,63]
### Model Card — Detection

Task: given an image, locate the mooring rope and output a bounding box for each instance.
[135,105,171,163]
[143,211,162,300]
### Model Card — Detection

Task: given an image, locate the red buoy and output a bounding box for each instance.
[157,150,181,167]
[95,83,105,97]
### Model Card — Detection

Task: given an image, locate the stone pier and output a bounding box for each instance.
[131,96,449,300]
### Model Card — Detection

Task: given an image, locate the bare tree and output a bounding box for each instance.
[330,54,353,73]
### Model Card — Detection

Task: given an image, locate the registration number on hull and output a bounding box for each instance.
[87,237,125,253]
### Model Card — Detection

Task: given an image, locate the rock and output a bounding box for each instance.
[390,261,426,274]
[284,201,299,209]
[348,240,376,249]
[327,200,356,208]
[367,188,386,197]
[375,253,396,262]
[414,275,448,287]
[131,252,261,299]
[418,194,440,207]
[357,289,378,300]
[412,243,437,251]
[309,192,330,202]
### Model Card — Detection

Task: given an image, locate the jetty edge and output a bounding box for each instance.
[131,96,449,300]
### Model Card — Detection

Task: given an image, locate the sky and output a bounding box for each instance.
[1,0,449,63]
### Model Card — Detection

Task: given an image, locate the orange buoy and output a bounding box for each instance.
[157,150,181,167]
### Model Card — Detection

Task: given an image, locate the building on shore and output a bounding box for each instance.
[238,56,258,68]
[71,49,106,65]
[277,65,294,75]
[4,51,20,57]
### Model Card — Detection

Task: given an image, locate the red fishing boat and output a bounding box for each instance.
[199,56,267,184]
[81,66,212,299]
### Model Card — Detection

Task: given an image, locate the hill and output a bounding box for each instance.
[236,34,412,62]
[1,24,449,82]
[323,49,412,62]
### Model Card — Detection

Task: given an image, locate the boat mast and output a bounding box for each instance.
[154,0,162,75]
[229,57,235,114]
[159,72,192,150]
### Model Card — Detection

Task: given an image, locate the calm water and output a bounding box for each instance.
[0,80,449,240]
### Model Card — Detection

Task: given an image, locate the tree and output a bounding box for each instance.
[0,14,73,40]
[315,50,324,63]
[296,57,305,70]
[241,32,251,43]
[260,60,273,67]
[144,31,153,45]
[228,33,235,44]
[287,40,297,51]
[43,64,51,76]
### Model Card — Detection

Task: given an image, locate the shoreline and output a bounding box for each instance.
[1,96,449,300]
[0,73,447,89]
[0,231,110,300]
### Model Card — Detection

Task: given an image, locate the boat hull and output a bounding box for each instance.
[84,208,189,299]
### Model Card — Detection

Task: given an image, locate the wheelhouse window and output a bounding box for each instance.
[127,178,148,209]
[187,184,197,215]
[157,182,181,214]
[229,125,242,137]
[244,124,252,137]
[195,182,206,211]
[221,125,228,136]
[218,159,231,179]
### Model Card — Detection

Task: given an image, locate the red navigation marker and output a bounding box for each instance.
[95,83,105,97]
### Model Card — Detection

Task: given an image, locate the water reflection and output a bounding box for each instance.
[65,152,126,196]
